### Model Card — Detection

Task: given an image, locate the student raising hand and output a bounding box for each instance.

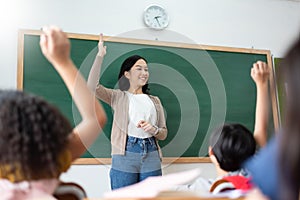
[251,61,270,148]
[40,26,107,160]
[0,26,106,199]
[40,26,71,67]
[251,61,270,85]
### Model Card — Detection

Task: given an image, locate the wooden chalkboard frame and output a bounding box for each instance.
[17,29,279,164]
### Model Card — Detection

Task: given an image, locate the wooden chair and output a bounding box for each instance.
[53,181,87,200]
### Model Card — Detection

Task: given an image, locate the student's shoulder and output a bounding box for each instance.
[210,175,252,194]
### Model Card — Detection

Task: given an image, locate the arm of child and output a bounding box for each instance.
[251,61,270,147]
[40,26,107,161]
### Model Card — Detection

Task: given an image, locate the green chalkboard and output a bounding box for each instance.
[274,57,284,125]
[18,30,279,161]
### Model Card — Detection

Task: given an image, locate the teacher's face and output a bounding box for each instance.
[126,59,149,88]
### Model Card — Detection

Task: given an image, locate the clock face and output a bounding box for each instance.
[143,5,169,30]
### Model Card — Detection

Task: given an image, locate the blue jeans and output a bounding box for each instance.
[110,136,162,190]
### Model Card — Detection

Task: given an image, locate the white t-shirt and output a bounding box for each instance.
[126,92,157,138]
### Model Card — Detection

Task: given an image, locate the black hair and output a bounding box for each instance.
[0,90,72,181]
[209,123,256,172]
[117,55,150,94]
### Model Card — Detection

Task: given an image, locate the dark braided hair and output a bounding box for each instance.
[0,90,72,181]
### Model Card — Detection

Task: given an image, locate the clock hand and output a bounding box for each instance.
[154,16,161,27]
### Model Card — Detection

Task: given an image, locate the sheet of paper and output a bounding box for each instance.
[104,168,247,199]
[104,168,202,198]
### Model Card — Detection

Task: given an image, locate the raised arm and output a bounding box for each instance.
[87,33,107,91]
[87,34,115,105]
[251,61,270,148]
[40,26,107,161]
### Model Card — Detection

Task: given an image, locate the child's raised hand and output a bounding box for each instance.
[97,33,107,57]
[40,26,71,67]
[251,61,270,85]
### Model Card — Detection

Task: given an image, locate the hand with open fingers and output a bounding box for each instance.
[97,33,107,57]
[39,26,71,66]
[137,120,157,135]
[251,61,270,85]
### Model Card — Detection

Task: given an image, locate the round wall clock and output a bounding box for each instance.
[143,5,169,30]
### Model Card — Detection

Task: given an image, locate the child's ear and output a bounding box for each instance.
[209,146,218,165]
[210,154,219,167]
[208,146,214,156]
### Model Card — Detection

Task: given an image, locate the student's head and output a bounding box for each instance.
[0,90,72,182]
[278,35,300,200]
[118,55,149,94]
[209,123,256,172]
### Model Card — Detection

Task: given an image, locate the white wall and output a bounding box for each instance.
[1,0,300,89]
[1,0,300,197]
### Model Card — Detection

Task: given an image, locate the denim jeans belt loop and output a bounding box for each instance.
[127,136,154,145]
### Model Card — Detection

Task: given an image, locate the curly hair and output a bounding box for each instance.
[0,90,72,181]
